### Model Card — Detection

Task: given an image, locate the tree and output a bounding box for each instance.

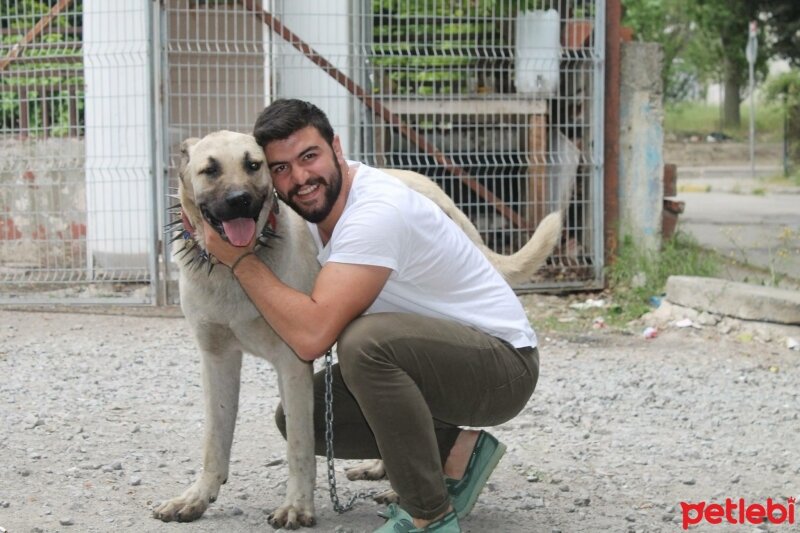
[761,0,800,66]
[623,0,773,127]
[622,0,698,99]
[692,0,766,128]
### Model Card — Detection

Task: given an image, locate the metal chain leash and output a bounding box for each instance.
[324,348,362,514]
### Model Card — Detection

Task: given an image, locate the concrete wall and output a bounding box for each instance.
[0,138,86,268]
[618,41,664,251]
[166,1,266,145]
[274,0,354,153]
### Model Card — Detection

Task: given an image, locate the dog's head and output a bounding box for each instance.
[178,131,274,249]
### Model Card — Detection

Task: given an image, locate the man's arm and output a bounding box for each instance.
[202,220,391,361]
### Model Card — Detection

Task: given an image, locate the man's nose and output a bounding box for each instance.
[290,165,312,185]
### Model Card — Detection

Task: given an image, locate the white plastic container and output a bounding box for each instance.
[515,9,561,96]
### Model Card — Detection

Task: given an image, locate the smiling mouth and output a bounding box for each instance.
[293,182,321,200]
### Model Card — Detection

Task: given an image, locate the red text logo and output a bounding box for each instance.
[681,498,796,529]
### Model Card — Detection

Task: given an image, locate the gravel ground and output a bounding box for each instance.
[1,305,798,533]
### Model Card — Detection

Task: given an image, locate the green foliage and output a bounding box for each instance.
[665,100,785,142]
[371,0,549,95]
[623,0,777,125]
[1,0,84,137]
[761,0,800,67]
[763,69,800,166]
[607,232,720,323]
[764,69,800,107]
[373,0,545,17]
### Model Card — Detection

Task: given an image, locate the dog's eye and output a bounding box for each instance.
[199,165,218,176]
[247,161,262,171]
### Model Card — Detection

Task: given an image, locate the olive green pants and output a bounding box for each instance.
[275,312,539,519]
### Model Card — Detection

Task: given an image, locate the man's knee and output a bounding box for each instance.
[337,314,394,381]
[274,403,287,440]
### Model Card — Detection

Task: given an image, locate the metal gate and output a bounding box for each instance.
[1,0,158,304]
[158,0,605,303]
[1,0,604,305]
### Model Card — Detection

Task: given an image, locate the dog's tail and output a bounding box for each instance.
[481,211,562,284]
[427,191,562,284]
[384,169,564,284]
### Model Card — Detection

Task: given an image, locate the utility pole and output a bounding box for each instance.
[746,20,758,180]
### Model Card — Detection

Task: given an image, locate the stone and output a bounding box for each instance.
[666,276,800,325]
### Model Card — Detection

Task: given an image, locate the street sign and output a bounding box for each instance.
[746,21,758,64]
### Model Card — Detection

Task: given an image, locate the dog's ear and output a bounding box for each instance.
[179,138,200,183]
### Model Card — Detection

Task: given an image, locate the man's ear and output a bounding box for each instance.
[332,134,346,167]
[179,138,200,183]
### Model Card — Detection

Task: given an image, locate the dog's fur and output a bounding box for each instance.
[152,130,561,528]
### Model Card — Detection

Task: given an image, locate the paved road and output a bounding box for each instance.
[675,169,800,284]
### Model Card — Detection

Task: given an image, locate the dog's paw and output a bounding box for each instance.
[345,459,386,481]
[267,503,315,529]
[373,488,400,505]
[152,484,217,523]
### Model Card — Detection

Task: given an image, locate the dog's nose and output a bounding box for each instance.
[225,191,252,210]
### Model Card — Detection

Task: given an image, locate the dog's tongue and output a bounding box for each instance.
[222,218,256,247]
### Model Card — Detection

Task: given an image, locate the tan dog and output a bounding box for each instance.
[152,130,561,528]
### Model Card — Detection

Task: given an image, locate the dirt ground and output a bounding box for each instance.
[1,299,798,533]
[663,140,784,168]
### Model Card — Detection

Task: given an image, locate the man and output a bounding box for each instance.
[202,99,539,532]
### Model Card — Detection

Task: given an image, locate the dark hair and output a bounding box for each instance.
[253,99,335,148]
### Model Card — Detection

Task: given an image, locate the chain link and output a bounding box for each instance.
[324,348,362,514]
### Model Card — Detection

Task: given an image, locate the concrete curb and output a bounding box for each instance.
[665,276,800,325]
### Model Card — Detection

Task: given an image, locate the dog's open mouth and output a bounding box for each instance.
[201,207,258,247]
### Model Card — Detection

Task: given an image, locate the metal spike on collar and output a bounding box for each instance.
[177,241,196,259]
[168,231,187,245]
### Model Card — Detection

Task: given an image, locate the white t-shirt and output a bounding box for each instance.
[308,163,537,349]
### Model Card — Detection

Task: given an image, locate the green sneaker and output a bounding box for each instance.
[445,430,506,519]
[374,503,461,532]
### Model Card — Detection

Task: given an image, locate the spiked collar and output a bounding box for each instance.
[166,207,280,274]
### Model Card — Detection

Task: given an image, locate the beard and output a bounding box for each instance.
[283,161,343,223]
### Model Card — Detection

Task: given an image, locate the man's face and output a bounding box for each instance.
[265,126,344,224]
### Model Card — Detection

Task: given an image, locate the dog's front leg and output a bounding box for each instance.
[154,341,242,523]
[267,354,316,529]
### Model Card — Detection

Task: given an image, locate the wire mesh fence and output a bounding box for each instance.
[1,0,156,303]
[265,0,605,290]
[2,0,605,304]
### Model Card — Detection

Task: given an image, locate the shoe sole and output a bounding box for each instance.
[456,440,506,519]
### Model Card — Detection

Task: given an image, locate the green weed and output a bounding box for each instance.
[665,101,785,143]
[606,232,720,324]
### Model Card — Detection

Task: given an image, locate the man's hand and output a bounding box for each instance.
[201,219,255,268]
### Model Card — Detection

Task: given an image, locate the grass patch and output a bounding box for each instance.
[766,167,800,186]
[606,232,721,324]
[665,101,785,143]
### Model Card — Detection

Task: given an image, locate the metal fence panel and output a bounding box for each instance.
[269,0,605,290]
[0,0,158,304]
[2,0,605,304]
[157,0,267,304]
